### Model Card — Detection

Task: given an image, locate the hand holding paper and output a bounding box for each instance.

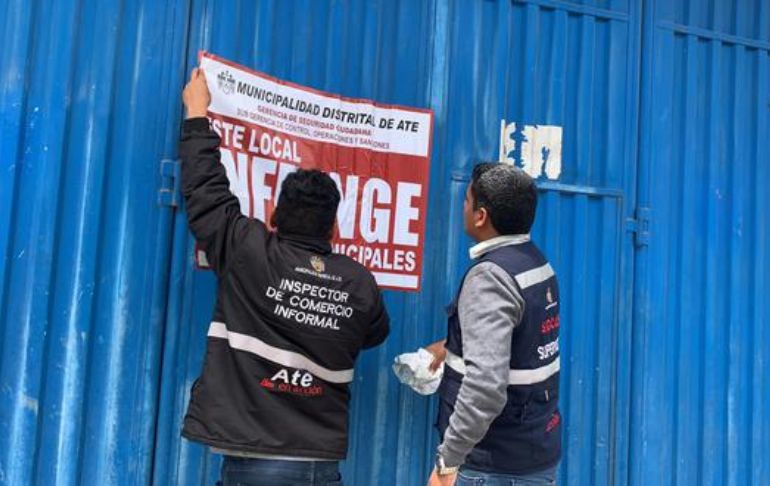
[392,348,444,395]
[183,68,211,119]
[425,339,447,372]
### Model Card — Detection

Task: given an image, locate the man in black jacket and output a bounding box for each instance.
[180,68,390,485]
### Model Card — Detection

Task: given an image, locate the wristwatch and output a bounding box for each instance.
[435,454,460,475]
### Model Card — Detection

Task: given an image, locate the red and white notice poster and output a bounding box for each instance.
[197,52,433,291]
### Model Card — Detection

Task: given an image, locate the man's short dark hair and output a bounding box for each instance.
[272,169,340,238]
[470,162,538,235]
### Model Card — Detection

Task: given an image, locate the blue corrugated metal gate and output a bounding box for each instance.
[0,1,768,485]
[1,1,190,484]
[632,1,770,485]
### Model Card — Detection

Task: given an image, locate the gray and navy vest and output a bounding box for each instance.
[437,241,561,474]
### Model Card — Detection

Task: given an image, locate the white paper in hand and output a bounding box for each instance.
[392,348,444,395]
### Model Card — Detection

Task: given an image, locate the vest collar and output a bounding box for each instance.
[469,234,530,260]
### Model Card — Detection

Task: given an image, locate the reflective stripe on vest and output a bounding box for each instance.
[444,350,559,386]
[514,262,555,290]
[207,321,355,384]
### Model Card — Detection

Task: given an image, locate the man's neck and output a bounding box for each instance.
[473,229,500,244]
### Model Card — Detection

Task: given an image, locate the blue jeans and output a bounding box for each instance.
[455,464,558,486]
[218,457,342,486]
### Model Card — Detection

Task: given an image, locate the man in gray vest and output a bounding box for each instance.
[427,163,561,486]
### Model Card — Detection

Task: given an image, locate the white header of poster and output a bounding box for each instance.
[201,55,432,158]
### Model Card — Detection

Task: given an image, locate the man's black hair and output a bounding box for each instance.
[272,169,341,238]
[470,162,538,235]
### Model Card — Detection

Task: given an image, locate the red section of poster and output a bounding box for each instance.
[195,52,433,291]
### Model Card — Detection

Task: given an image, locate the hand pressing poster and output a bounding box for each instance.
[196,52,433,291]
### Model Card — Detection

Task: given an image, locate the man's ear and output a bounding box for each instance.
[328,220,339,241]
[474,207,489,228]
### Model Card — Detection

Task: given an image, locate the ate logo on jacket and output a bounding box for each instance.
[260,369,324,397]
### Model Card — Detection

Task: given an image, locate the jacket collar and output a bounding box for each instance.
[469,234,530,260]
[277,231,333,254]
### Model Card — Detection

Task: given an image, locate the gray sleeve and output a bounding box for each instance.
[437,261,525,467]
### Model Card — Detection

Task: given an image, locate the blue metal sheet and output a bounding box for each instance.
[436,1,640,484]
[0,0,187,484]
[631,0,770,484]
[154,2,443,485]
[656,0,770,44]
[154,1,641,485]
[1,0,768,485]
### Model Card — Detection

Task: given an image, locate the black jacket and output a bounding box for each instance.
[179,118,390,459]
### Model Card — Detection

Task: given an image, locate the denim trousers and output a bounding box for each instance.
[455,464,558,486]
[218,457,342,486]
